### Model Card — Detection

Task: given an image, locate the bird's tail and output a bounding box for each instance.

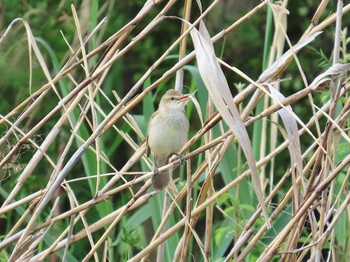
[152,156,170,190]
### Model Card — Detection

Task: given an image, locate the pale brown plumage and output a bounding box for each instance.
[146,89,190,190]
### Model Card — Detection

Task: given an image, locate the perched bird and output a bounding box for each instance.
[146,89,190,190]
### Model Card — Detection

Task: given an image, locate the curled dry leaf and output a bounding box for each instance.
[310,63,350,91]
[188,92,204,127]
[268,2,290,15]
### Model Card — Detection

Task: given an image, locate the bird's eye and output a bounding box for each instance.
[170,97,175,101]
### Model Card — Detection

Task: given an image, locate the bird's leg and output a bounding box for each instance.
[168,153,185,165]
[153,157,159,176]
[153,164,160,176]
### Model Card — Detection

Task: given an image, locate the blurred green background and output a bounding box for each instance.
[0,1,349,261]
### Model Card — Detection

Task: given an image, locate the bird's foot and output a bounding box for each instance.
[169,153,185,165]
[153,166,160,176]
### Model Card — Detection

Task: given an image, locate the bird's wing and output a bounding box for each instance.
[145,135,151,157]
[146,111,158,158]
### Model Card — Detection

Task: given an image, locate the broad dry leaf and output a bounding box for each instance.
[269,85,304,205]
[269,85,303,175]
[189,21,271,227]
[258,31,322,82]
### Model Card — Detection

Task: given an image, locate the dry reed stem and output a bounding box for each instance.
[1,1,349,261]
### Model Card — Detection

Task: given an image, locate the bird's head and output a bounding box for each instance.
[159,89,190,111]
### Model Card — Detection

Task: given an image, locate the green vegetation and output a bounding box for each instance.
[0,1,349,261]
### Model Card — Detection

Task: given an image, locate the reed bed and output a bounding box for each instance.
[0,1,349,261]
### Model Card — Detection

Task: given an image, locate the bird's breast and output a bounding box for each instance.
[148,110,189,158]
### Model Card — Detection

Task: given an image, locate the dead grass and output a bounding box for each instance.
[0,0,350,261]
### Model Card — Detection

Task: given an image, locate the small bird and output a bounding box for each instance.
[146,89,190,190]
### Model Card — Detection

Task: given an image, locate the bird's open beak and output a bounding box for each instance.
[177,95,190,102]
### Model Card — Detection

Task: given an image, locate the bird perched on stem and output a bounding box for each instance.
[146,89,190,190]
